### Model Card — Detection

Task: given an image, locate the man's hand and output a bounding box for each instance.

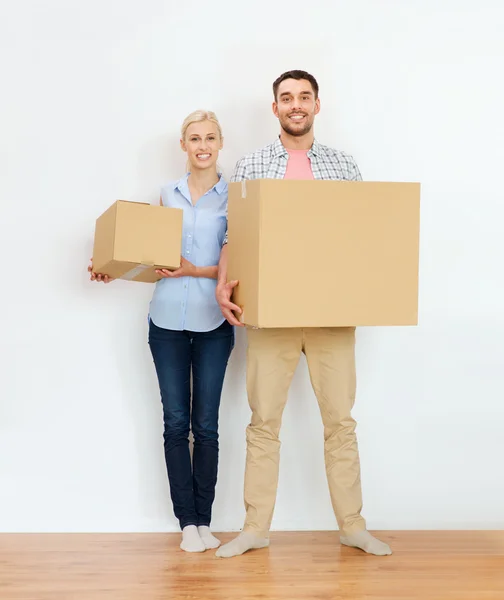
[156,257,197,279]
[216,280,244,327]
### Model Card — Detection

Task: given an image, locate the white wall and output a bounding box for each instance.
[1,0,503,532]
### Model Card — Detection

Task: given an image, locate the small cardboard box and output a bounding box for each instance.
[92,200,183,283]
[227,179,420,327]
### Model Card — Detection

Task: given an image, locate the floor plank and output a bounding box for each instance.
[0,531,503,600]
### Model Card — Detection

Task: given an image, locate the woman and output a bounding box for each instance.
[89,110,233,553]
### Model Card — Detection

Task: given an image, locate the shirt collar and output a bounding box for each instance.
[272,137,288,158]
[272,136,321,158]
[214,173,227,195]
[309,139,322,157]
[174,173,190,200]
[174,173,227,201]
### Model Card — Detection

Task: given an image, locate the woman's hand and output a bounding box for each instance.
[88,258,114,283]
[156,257,198,279]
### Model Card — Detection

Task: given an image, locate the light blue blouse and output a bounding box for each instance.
[149,174,227,332]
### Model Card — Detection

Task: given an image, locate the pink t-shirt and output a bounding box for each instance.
[284,149,315,180]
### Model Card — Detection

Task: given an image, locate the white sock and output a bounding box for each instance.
[198,526,221,549]
[180,525,205,553]
[215,532,269,558]
[340,530,392,556]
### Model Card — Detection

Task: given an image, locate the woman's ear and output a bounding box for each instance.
[180,138,187,152]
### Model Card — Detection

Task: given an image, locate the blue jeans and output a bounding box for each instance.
[148,319,234,529]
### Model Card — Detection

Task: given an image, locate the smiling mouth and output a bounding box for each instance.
[288,114,307,122]
[196,153,211,160]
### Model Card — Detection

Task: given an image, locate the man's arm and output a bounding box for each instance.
[230,156,250,183]
[215,157,251,326]
[217,243,229,286]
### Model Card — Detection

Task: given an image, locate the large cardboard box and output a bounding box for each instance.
[92,200,183,283]
[227,180,420,327]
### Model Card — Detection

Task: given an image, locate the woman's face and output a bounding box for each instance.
[181,120,222,172]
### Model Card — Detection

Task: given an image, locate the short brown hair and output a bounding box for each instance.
[273,70,319,100]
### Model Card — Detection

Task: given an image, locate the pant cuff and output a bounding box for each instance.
[340,522,367,537]
[242,525,270,539]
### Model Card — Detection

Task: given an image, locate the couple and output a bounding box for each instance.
[90,69,392,558]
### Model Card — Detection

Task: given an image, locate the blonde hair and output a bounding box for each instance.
[181,109,223,141]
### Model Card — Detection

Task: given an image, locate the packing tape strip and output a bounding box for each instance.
[241,180,247,198]
[122,264,151,281]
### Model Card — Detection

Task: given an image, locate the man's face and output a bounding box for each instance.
[273,78,320,137]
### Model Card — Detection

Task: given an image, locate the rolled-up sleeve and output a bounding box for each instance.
[349,156,363,181]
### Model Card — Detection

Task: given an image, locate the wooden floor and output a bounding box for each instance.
[0,531,503,600]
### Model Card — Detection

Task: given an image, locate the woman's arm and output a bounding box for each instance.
[194,265,218,279]
[156,259,218,280]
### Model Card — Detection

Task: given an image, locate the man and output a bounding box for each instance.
[215,70,392,558]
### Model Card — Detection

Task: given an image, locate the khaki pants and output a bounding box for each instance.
[243,327,366,537]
